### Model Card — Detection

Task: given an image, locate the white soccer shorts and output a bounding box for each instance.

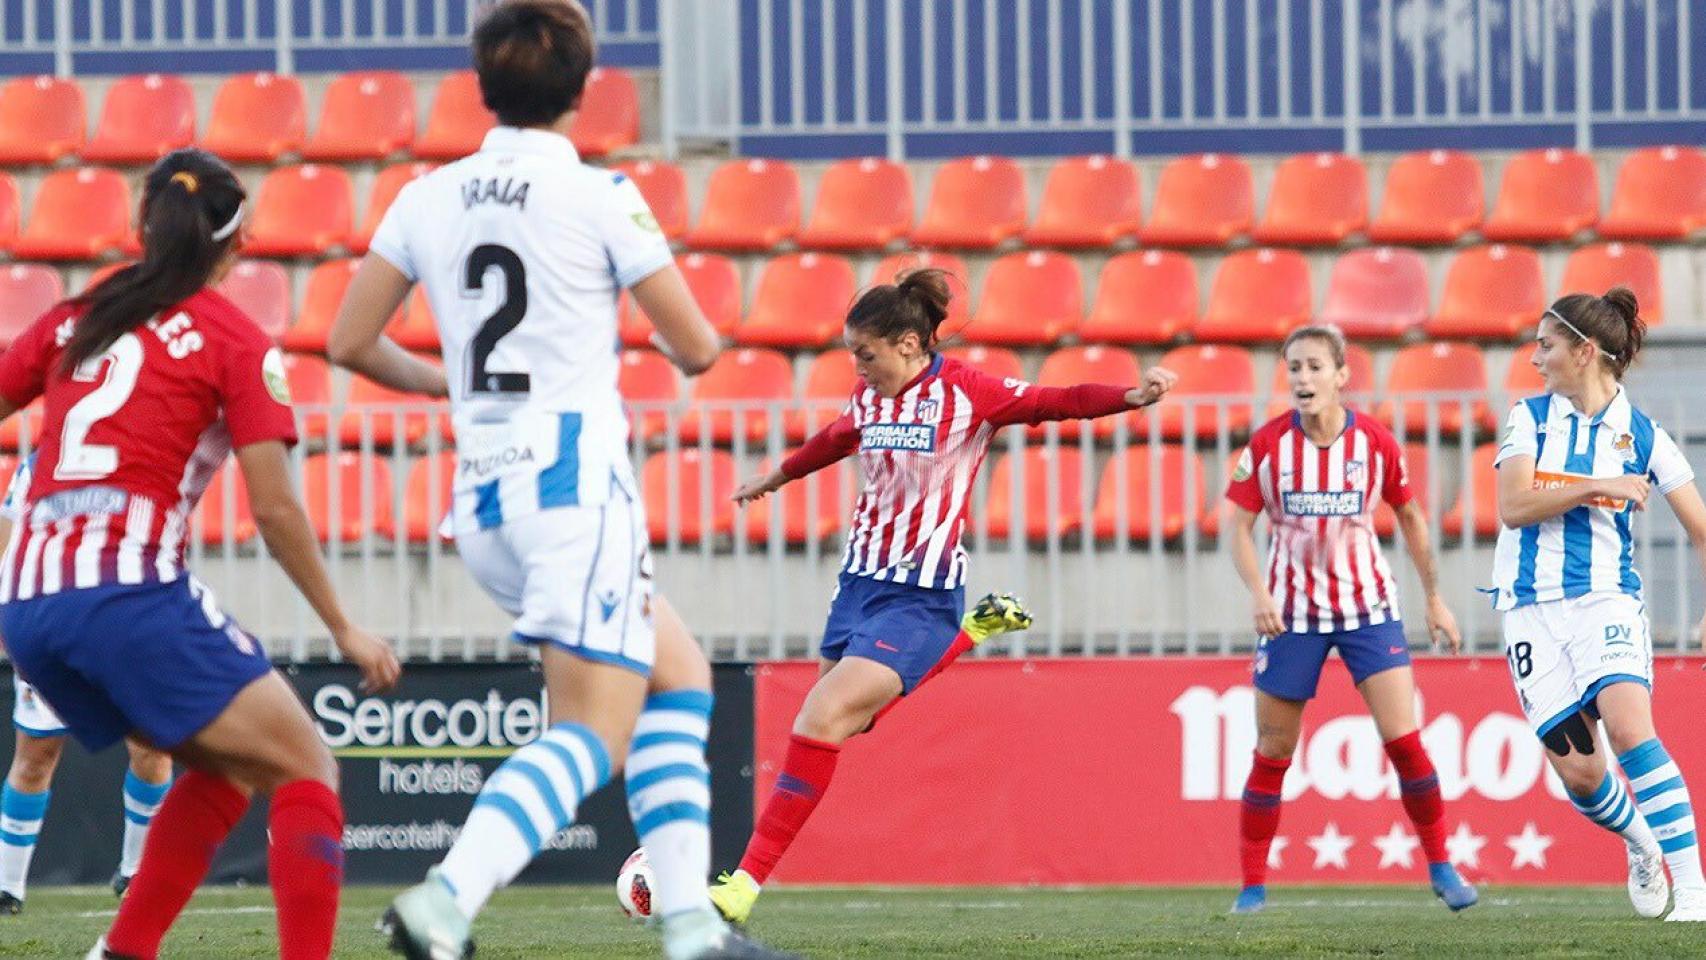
[1502,591,1653,739]
[12,672,68,738]
[456,476,655,675]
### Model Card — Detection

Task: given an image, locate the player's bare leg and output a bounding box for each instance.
[863,593,1033,732]
[1232,691,1303,914]
[1357,666,1476,911]
[0,729,66,914]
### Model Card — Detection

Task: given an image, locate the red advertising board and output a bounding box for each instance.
[753,656,1706,885]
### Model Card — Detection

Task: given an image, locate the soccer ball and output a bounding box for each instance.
[616,848,655,920]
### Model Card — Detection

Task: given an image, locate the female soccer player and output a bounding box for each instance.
[1223,324,1476,914]
[328,4,792,958]
[0,457,173,914]
[706,268,1177,924]
[1493,287,1706,921]
[0,147,399,960]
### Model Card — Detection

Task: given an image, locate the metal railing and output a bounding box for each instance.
[663,0,1706,159]
[0,0,660,76]
[7,386,1698,663]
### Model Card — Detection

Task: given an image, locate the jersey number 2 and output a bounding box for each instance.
[465,244,530,396]
[56,332,144,481]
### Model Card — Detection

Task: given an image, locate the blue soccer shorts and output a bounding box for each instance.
[1252,619,1412,701]
[819,573,964,694]
[0,577,272,751]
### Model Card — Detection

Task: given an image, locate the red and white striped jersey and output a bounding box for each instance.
[0,289,296,601]
[782,354,1130,590]
[1225,410,1412,634]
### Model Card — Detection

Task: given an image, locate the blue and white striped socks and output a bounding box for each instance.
[1620,738,1706,890]
[119,770,171,879]
[1569,770,1659,852]
[0,785,48,899]
[439,721,612,919]
[626,690,716,920]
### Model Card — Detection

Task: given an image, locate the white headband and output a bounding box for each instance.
[1543,308,1617,361]
[211,201,246,242]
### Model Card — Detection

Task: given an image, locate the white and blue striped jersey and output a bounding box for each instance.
[0,454,31,522]
[1490,390,1694,611]
[369,127,673,533]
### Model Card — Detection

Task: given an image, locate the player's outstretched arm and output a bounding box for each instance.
[1227,504,1284,637]
[1393,500,1461,653]
[1661,482,1706,652]
[327,255,449,398]
[236,440,400,693]
[632,266,720,375]
[1496,453,1648,528]
[983,366,1179,427]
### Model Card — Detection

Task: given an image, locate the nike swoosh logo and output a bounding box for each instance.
[1388,646,1406,655]
[874,640,900,652]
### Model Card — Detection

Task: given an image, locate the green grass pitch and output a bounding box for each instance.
[3,884,1699,958]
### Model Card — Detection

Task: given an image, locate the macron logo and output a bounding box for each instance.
[1281,490,1365,517]
[860,423,936,452]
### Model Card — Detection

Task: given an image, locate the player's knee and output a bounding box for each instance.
[792,702,864,745]
[125,741,173,784]
[1603,720,1657,757]
[9,735,64,789]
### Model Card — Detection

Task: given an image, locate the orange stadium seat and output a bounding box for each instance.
[81,261,133,292]
[0,173,17,251]
[1373,443,1434,538]
[1024,154,1142,248]
[339,368,440,448]
[1376,342,1496,437]
[195,464,257,545]
[1558,242,1663,326]
[1254,152,1368,245]
[1426,244,1544,340]
[215,260,292,341]
[285,259,371,354]
[1600,146,1706,240]
[201,72,306,163]
[788,350,858,442]
[1196,248,1312,343]
[392,289,441,353]
[872,251,972,337]
[677,348,793,446]
[623,252,742,347]
[13,167,134,261]
[402,452,455,543]
[620,349,680,442]
[912,155,1028,249]
[739,253,854,348]
[1031,345,1144,442]
[642,448,736,545]
[1152,345,1256,441]
[686,158,800,251]
[1504,343,1545,397]
[350,162,436,254]
[1266,343,1376,419]
[0,76,84,165]
[743,454,847,544]
[303,71,416,161]
[1092,445,1206,542]
[0,264,63,348]
[986,446,1087,542]
[281,354,333,437]
[1481,148,1599,242]
[80,74,196,164]
[1367,149,1482,244]
[1081,250,1197,345]
[1140,153,1253,247]
[569,67,641,157]
[967,251,1080,346]
[1320,247,1429,340]
[797,157,914,250]
[415,70,493,161]
[612,160,689,241]
[302,452,395,542]
[1443,444,1501,540]
[942,345,1023,381]
[245,164,354,257]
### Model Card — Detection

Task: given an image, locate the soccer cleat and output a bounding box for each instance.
[1429,862,1478,912]
[83,937,139,960]
[112,870,131,899]
[960,592,1033,644]
[1627,843,1670,918]
[692,929,804,959]
[1665,886,1706,922]
[0,892,20,915]
[1229,885,1266,914]
[708,869,761,926]
[379,868,475,960]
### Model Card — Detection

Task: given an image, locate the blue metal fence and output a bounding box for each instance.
[0,0,659,76]
[663,0,1706,159]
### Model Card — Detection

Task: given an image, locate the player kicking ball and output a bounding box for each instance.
[1223,325,1477,915]
[1492,289,1706,921]
[708,267,1175,924]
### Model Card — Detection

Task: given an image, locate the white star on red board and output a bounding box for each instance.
[1445,823,1488,869]
[1268,836,1289,870]
[1506,822,1555,870]
[1372,822,1421,870]
[1307,823,1354,870]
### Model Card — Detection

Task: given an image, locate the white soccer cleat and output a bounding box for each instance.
[1628,843,1670,918]
[1664,885,1706,922]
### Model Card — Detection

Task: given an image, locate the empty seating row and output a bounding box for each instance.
[0,69,638,167]
[625,146,1706,252]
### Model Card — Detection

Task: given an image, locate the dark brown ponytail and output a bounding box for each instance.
[845,267,953,350]
[1546,285,1646,380]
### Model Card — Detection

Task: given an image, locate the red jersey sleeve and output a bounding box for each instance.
[781,408,859,479]
[1374,423,1415,508]
[0,306,71,409]
[220,331,299,449]
[958,365,1131,427]
[1224,434,1267,514]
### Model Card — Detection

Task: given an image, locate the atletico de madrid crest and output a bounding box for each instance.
[1344,459,1365,486]
[915,398,941,424]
